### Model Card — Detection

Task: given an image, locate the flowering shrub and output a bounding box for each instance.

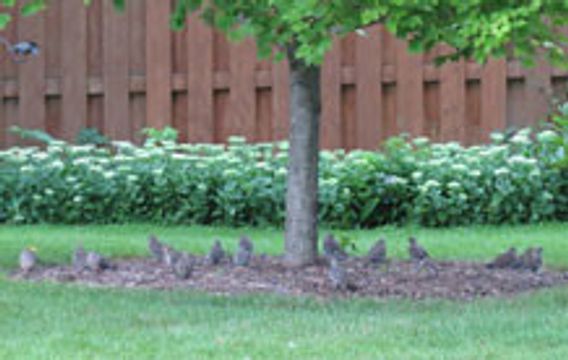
[0,129,566,227]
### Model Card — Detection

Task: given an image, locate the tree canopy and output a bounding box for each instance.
[1,1,567,67]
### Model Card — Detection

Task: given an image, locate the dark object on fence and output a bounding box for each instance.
[0,37,40,64]
[19,247,37,273]
[207,240,225,265]
[323,234,348,261]
[486,247,518,269]
[366,238,387,268]
[234,236,254,266]
[148,235,164,262]
[72,243,87,271]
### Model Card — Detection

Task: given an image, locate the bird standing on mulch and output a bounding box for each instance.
[522,247,543,273]
[323,234,348,261]
[234,236,254,266]
[328,257,357,292]
[408,237,437,275]
[86,251,113,273]
[162,245,182,267]
[207,240,225,265]
[19,247,37,274]
[409,237,429,262]
[72,243,87,271]
[486,247,518,269]
[365,238,388,269]
[148,235,164,262]
[173,253,194,279]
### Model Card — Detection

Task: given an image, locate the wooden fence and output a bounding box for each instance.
[1,1,567,149]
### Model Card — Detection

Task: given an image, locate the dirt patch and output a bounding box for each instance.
[11,255,568,301]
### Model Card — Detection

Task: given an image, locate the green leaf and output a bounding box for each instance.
[0,13,11,30]
[21,0,46,17]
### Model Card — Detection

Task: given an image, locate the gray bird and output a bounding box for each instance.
[366,238,387,267]
[234,236,254,266]
[19,247,37,273]
[207,240,225,265]
[162,245,181,267]
[408,237,429,262]
[72,243,87,271]
[527,247,543,273]
[323,234,348,261]
[86,251,112,272]
[172,253,194,280]
[328,257,357,291]
[486,247,518,269]
[148,235,164,262]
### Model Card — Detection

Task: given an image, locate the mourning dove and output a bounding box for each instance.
[234,236,254,266]
[19,247,37,273]
[148,235,164,262]
[408,237,429,262]
[162,245,181,267]
[323,234,348,261]
[86,251,112,272]
[366,238,387,267]
[328,257,357,292]
[72,243,87,271]
[173,253,194,280]
[526,247,543,273]
[486,247,518,269]
[207,240,225,265]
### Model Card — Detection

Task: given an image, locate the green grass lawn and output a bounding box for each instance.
[1,223,568,359]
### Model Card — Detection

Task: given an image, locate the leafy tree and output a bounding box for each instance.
[2,0,567,265]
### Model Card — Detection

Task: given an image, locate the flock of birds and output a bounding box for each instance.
[17,235,544,291]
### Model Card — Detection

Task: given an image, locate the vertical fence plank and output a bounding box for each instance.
[272,57,290,141]
[480,58,507,140]
[321,40,342,148]
[439,46,466,143]
[18,11,45,140]
[103,1,129,140]
[61,0,87,141]
[395,39,424,137]
[146,0,171,132]
[228,38,256,141]
[187,14,213,142]
[523,57,552,126]
[355,26,382,149]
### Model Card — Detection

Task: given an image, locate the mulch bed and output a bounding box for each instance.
[10,255,568,301]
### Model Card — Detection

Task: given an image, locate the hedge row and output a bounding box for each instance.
[0,129,566,227]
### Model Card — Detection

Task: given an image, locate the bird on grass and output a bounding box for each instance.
[323,234,348,261]
[365,238,388,268]
[19,247,37,274]
[172,253,194,280]
[328,257,357,292]
[234,236,254,267]
[86,251,113,273]
[72,243,87,271]
[207,240,225,265]
[148,235,164,262]
[486,247,518,269]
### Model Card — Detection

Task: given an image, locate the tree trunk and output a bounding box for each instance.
[284,56,321,267]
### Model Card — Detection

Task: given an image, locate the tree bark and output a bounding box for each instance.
[284,55,321,267]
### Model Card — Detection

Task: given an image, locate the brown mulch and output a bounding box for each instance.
[10,255,568,301]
